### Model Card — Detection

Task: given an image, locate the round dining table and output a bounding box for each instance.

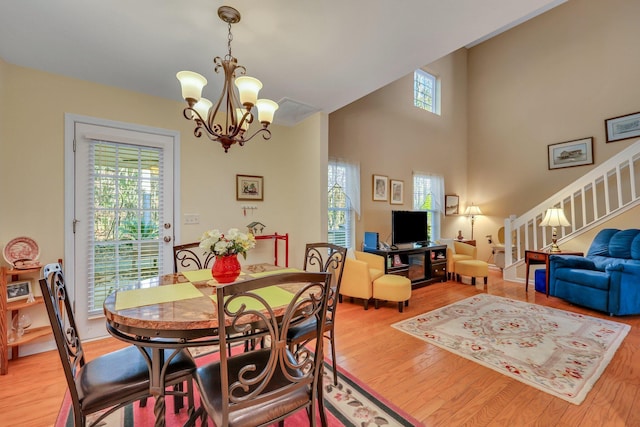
[103,263,300,427]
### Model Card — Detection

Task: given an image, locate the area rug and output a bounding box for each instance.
[56,349,422,427]
[391,294,630,405]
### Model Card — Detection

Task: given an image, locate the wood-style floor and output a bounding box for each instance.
[1,270,638,427]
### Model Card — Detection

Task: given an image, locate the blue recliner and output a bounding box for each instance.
[548,228,640,316]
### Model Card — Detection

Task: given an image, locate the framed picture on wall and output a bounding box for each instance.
[390,180,404,205]
[236,174,264,200]
[445,195,459,215]
[372,174,388,201]
[605,111,640,143]
[547,137,594,170]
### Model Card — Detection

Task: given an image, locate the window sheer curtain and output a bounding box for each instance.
[328,159,360,217]
[413,173,444,241]
[328,159,360,249]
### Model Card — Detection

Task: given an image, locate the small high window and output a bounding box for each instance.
[414,69,440,115]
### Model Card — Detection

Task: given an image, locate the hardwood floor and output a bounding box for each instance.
[1,270,638,426]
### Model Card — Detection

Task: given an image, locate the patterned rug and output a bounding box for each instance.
[391,294,630,405]
[56,348,422,426]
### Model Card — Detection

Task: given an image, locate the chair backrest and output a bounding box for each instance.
[39,263,86,410]
[215,271,331,425]
[173,242,216,273]
[303,243,347,322]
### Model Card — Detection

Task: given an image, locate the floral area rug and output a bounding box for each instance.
[56,347,422,427]
[391,294,630,405]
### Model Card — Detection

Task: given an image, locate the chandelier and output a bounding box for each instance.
[177,6,278,153]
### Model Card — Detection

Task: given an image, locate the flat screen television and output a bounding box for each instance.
[391,210,429,246]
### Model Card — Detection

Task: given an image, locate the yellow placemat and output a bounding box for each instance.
[211,286,295,312]
[115,282,203,311]
[182,269,212,282]
[247,267,302,278]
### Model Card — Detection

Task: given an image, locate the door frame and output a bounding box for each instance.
[63,113,181,313]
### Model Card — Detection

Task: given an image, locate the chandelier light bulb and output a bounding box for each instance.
[256,99,279,125]
[193,98,213,122]
[176,71,207,105]
[235,76,262,107]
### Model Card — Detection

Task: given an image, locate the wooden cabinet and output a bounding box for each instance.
[1,266,51,375]
[364,244,447,288]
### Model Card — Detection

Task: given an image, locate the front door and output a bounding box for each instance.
[67,116,178,339]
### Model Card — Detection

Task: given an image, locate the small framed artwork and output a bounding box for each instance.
[390,179,404,205]
[605,112,640,143]
[236,174,264,201]
[372,174,388,201]
[548,137,594,170]
[7,279,32,303]
[445,195,459,215]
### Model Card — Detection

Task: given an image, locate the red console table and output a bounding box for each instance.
[255,233,289,267]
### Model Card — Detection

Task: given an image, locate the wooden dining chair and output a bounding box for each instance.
[39,262,196,427]
[192,271,332,427]
[287,243,347,385]
[173,241,216,273]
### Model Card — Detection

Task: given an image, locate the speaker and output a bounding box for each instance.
[364,231,379,250]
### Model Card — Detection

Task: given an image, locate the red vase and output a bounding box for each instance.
[211,254,241,284]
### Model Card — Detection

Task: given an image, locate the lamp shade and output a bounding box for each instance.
[539,208,570,227]
[256,99,279,125]
[176,71,207,103]
[193,98,212,121]
[464,205,483,216]
[235,76,262,107]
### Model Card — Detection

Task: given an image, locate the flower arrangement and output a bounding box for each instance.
[199,228,256,259]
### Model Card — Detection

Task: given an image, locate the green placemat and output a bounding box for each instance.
[247,267,302,278]
[211,285,295,312]
[115,282,202,310]
[182,269,212,282]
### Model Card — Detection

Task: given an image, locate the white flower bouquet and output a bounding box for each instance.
[199,228,256,259]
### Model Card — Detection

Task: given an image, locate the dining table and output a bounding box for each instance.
[103,263,304,427]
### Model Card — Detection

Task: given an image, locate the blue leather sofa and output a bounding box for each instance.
[548,228,640,316]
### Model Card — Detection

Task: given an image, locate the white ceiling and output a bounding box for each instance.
[0,0,566,125]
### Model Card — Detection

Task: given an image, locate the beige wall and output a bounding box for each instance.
[0,64,326,272]
[467,0,640,257]
[330,0,639,262]
[329,49,470,249]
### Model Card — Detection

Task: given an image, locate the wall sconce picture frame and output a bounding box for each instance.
[445,194,459,215]
[548,137,594,170]
[605,111,640,143]
[236,174,264,201]
[372,174,388,201]
[390,179,404,205]
[7,279,32,303]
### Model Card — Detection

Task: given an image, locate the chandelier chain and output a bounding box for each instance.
[227,22,233,59]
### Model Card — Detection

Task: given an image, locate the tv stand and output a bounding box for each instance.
[364,244,447,288]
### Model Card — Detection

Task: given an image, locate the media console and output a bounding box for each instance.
[364,244,447,288]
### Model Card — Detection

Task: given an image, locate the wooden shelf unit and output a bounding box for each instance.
[1,266,51,375]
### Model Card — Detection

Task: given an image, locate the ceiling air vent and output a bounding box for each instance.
[273,98,320,127]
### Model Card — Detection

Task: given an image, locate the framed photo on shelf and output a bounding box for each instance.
[236,174,264,201]
[372,174,388,201]
[7,279,32,303]
[605,111,640,143]
[548,137,594,170]
[445,194,459,215]
[390,179,404,205]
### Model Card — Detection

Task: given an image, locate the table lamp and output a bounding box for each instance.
[539,207,570,253]
[463,204,482,240]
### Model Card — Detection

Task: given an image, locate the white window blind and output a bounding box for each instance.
[87,140,164,315]
[328,160,360,249]
[413,173,444,242]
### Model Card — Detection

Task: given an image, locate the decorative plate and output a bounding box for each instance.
[3,236,40,268]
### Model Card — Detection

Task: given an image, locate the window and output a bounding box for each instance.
[413,173,444,241]
[328,160,360,249]
[414,69,439,115]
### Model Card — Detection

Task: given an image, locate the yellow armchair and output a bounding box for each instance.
[339,251,385,310]
[447,241,477,280]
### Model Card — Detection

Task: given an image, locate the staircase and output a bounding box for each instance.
[503,138,640,282]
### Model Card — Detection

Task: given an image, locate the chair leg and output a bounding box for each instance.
[338,294,343,303]
[140,397,147,407]
[398,301,403,313]
[471,277,476,286]
[484,276,488,284]
[374,299,379,309]
[329,333,338,386]
[363,299,369,310]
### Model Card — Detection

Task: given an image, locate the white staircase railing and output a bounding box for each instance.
[503,138,640,282]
